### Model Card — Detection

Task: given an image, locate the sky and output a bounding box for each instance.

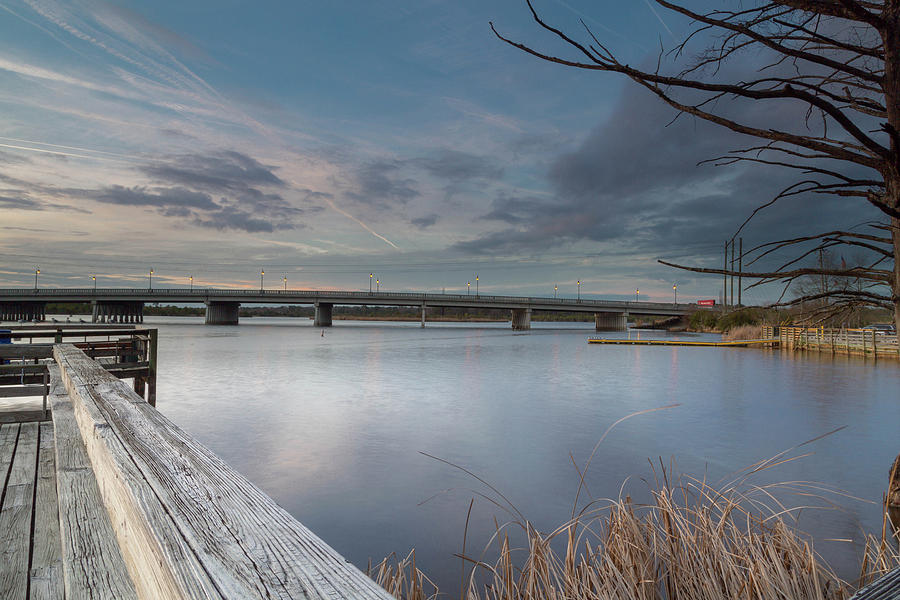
[0,0,883,303]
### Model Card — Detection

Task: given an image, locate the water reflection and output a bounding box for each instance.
[150,317,900,593]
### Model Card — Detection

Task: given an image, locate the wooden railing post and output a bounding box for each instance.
[147,328,157,407]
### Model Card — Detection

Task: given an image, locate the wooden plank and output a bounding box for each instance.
[30,422,63,600]
[850,567,900,599]
[54,343,393,600]
[0,411,49,425]
[0,422,38,600]
[0,385,47,398]
[0,424,19,505]
[46,366,138,600]
[51,359,217,599]
[0,345,54,359]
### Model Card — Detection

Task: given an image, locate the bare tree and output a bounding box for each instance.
[492,1,898,326]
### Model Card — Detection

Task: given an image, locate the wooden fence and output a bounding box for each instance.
[763,325,899,359]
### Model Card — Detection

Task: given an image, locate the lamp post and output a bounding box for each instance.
[376,278,380,292]
[467,281,470,296]
[149,269,153,290]
[370,273,373,294]
[34,268,40,289]
[92,275,96,291]
[673,283,677,304]
[577,280,581,301]
[189,275,193,291]
[635,288,639,302]
[554,284,558,299]
[260,269,264,291]
[475,274,479,296]
[283,275,287,291]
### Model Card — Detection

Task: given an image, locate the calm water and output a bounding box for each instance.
[146,316,899,591]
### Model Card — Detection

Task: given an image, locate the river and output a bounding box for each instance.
[144,316,899,592]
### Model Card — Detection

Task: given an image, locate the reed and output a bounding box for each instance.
[722,324,765,341]
[371,467,900,600]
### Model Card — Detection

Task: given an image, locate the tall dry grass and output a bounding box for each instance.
[370,467,900,600]
[722,324,765,341]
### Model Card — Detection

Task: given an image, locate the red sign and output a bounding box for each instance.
[697,299,716,306]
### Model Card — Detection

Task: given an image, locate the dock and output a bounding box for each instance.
[588,338,778,347]
[0,332,393,599]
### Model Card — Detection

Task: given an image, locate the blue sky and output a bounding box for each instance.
[0,1,873,303]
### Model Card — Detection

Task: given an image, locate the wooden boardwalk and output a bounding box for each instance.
[0,343,393,599]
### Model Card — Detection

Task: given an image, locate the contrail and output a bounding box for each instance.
[320,195,399,250]
[0,142,135,162]
[642,0,676,40]
[0,136,141,159]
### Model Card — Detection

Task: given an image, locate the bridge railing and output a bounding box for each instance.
[0,288,700,311]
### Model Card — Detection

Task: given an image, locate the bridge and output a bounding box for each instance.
[0,288,704,330]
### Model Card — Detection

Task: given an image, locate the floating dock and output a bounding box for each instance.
[588,338,779,347]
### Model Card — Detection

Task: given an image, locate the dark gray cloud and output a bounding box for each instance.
[414,150,503,181]
[193,206,297,233]
[411,214,439,228]
[453,76,882,265]
[0,192,91,214]
[95,185,218,209]
[140,150,284,192]
[348,159,419,206]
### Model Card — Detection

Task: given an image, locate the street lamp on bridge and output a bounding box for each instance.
[34,268,40,289]
[260,270,264,291]
[92,275,96,291]
[149,269,153,290]
[370,273,373,294]
[283,275,287,291]
[673,283,677,305]
[376,278,380,292]
[190,275,193,291]
[577,280,581,301]
[635,288,639,302]
[554,284,558,299]
[475,273,479,296]
[466,281,470,295]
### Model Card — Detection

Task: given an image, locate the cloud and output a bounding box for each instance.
[452,78,882,261]
[0,192,91,213]
[414,149,503,182]
[140,150,285,192]
[411,214,439,228]
[347,159,419,206]
[94,185,218,209]
[193,206,297,233]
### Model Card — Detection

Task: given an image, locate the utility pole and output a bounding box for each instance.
[723,241,729,308]
[738,237,743,307]
[730,240,735,308]
[818,248,826,296]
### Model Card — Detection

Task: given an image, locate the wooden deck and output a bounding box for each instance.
[0,344,393,599]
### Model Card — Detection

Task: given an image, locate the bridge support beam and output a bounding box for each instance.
[205,301,240,325]
[0,302,45,322]
[511,308,531,330]
[595,312,626,331]
[421,303,426,328]
[314,302,333,327]
[91,301,144,324]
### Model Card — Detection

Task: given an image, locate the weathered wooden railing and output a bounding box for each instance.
[0,326,158,413]
[763,326,899,359]
[49,344,391,599]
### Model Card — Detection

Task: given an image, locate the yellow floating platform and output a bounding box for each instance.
[587,338,779,347]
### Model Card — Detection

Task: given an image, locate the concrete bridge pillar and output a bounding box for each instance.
[511,307,532,330]
[595,312,627,331]
[205,301,240,325]
[421,303,426,328]
[3,302,46,322]
[92,301,144,324]
[314,302,333,327]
